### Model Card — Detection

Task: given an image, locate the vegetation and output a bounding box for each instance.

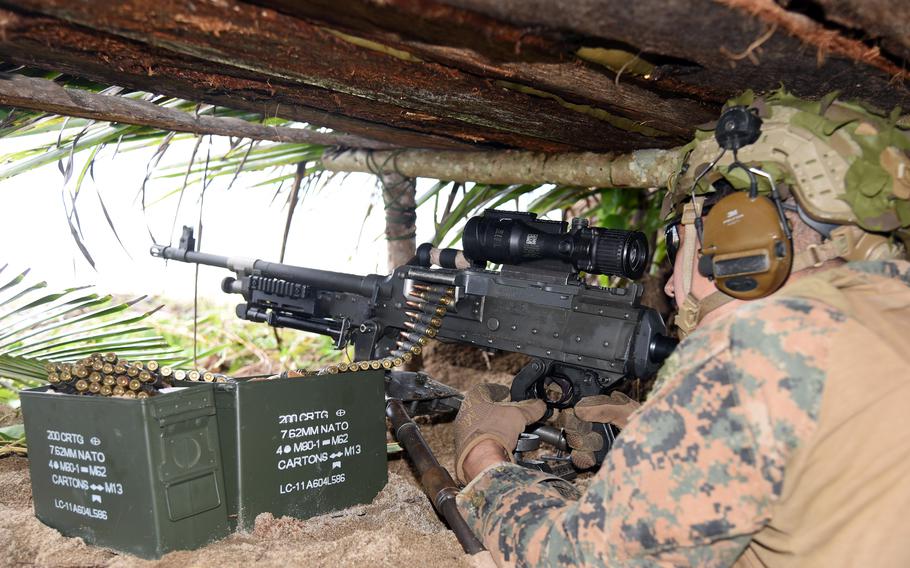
[0,263,343,405]
[0,261,346,457]
[0,65,666,272]
[0,265,176,396]
[149,298,344,376]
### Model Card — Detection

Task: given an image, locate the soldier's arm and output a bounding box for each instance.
[457,298,831,567]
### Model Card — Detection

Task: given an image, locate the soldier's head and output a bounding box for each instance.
[662,89,910,336]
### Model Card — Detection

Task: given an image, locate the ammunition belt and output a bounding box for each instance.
[282,284,455,378]
[45,352,233,398]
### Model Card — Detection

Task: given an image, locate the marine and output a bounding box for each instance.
[453,90,910,567]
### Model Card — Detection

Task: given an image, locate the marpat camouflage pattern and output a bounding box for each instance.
[457,260,910,567]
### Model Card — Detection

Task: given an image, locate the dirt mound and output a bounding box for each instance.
[0,457,116,566]
[421,341,528,393]
[0,454,469,568]
[0,334,571,565]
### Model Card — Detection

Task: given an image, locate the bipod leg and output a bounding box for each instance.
[386,399,484,554]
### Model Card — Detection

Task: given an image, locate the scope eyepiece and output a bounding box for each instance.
[463,210,649,279]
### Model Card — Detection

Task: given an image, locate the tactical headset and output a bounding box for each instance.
[695,106,794,300]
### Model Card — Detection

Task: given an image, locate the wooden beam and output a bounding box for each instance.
[444,0,910,110]
[715,0,909,75]
[251,0,567,63]
[254,0,717,138]
[0,72,398,148]
[379,172,418,270]
[4,0,680,152]
[0,9,482,151]
[798,0,910,63]
[321,148,683,188]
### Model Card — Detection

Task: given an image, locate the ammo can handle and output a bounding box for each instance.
[386,399,485,555]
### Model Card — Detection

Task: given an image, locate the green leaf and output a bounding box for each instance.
[415,180,452,207]
[0,424,24,441]
[0,268,30,294]
[0,123,141,181]
[0,294,109,348]
[2,306,163,356]
[0,286,93,321]
[0,266,181,402]
[0,281,48,312]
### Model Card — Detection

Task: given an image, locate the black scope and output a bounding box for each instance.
[463,210,649,279]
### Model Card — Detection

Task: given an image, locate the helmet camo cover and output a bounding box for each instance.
[666,89,910,236]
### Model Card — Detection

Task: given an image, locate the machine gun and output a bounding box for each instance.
[151,210,677,463]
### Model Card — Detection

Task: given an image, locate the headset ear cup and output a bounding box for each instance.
[700,191,793,300]
[698,255,714,278]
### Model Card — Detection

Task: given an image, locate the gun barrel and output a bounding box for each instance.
[150,244,379,297]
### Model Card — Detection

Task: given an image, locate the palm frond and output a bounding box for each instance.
[0,65,666,281]
[0,64,336,267]
[0,267,180,396]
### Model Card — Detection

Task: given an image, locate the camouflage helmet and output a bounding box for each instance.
[664,89,910,257]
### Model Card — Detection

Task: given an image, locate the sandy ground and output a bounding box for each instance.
[0,345,527,568]
[0,456,469,568]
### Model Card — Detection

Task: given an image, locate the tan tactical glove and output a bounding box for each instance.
[560,391,641,470]
[454,383,547,484]
[574,391,640,427]
[557,407,602,470]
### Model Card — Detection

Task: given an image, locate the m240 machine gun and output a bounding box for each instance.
[151,210,677,463]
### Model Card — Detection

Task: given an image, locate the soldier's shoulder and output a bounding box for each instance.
[845,259,910,285]
[658,294,842,385]
[652,294,834,437]
[692,295,844,386]
[724,292,848,340]
[674,292,843,358]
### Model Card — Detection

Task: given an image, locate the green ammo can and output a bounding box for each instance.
[211,369,388,531]
[20,384,231,559]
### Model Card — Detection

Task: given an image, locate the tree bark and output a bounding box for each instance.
[323,148,683,188]
[812,0,910,62]
[0,8,471,150]
[379,172,418,271]
[0,73,393,148]
[445,0,909,110]
[250,0,717,138]
[4,0,672,152]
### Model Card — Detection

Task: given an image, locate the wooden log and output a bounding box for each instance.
[251,0,565,63]
[445,0,910,110]
[788,0,910,63]
[321,148,683,188]
[253,0,718,137]
[379,172,418,270]
[6,0,678,151]
[0,8,480,150]
[0,72,396,148]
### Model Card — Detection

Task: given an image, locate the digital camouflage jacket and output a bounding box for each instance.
[457,260,910,567]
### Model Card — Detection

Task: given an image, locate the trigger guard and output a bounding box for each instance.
[535,375,575,409]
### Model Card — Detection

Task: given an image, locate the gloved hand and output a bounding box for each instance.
[575,391,640,428]
[559,391,641,470]
[454,383,547,484]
